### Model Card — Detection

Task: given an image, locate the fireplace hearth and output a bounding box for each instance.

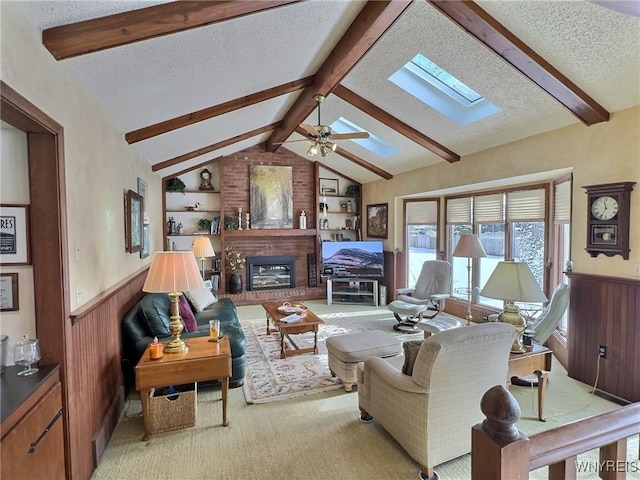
[246,255,295,291]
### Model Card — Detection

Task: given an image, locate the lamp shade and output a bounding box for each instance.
[192,236,215,259]
[480,261,548,303]
[142,251,204,293]
[452,234,487,258]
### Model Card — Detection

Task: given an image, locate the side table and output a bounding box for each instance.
[135,336,231,440]
[508,344,552,422]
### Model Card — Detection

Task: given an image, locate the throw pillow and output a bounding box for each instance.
[178,295,198,333]
[184,287,217,312]
[402,340,423,376]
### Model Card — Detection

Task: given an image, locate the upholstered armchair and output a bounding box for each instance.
[357,322,517,480]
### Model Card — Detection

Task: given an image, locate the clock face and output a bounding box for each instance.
[591,195,619,220]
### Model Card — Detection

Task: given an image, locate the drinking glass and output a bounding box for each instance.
[209,320,220,342]
[14,336,40,376]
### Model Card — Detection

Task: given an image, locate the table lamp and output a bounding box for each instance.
[480,261,548,353]
[192,236,215,280]
[142,251,204,353]
[452,234,486,325]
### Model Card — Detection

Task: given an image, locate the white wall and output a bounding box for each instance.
[0,123,35,365]
[1,4,163,312]
[363,106,640,279]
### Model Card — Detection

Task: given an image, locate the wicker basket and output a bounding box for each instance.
[148,383,196,434]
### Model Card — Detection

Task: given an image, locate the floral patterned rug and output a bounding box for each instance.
[241,313,369,404]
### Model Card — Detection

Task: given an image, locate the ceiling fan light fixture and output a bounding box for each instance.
[320,145,328,157]
[327,141,337,152]
[307,143,318,157]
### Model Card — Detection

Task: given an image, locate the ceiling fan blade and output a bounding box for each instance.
[300,123,320,136]
[274,138,314,145]
[331,132,370,140]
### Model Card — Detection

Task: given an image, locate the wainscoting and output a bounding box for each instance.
[566,272,640,403]
[67,267,148,479]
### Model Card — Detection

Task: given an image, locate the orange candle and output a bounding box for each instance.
[149,337,163,360]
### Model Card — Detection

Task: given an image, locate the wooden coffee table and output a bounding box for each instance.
[508,344,552,422]
[262,302,324,359]
[135,336,231,440]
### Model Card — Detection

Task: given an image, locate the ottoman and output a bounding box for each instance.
[326,330,402,392]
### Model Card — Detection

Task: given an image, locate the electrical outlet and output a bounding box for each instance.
[599,345,607,359]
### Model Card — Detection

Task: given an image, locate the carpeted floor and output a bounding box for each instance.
[92,300,639,480]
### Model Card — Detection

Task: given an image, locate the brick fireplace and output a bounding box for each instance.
[219,146,326,305]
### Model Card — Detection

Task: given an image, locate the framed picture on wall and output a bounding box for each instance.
[0,272,19,311]
[319,178,339,195]
[0,204,31,265]
[126,190,143,253]
[367,203,388,239]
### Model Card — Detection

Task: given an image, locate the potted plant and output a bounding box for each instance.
[224,245,246,294]
[345,184,360,198]
[197,218,211,233]
[166,177,186,194]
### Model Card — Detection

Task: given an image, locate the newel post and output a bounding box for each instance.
[471,385,530,480]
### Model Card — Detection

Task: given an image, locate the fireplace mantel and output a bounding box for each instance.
[225,229,317,237]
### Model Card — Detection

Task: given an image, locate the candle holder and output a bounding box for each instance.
[237,208,243,230]
[245,212,250,230]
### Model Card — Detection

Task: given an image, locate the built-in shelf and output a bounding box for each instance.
[166,209,218,214]
[224,229,318,237]
[168,190,220,194]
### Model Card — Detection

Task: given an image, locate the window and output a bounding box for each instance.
[388,53,500,125]
[446,197,472,296]
[330,117,398,157]
[405,200,438,287]
[446,187,548,309]
[552,176,572,335]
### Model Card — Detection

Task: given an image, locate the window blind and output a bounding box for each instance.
[507,188,545,221]
[406,201,438,224]
[474,193,503,223]
[554,180,571,224]
[447,197,471,224]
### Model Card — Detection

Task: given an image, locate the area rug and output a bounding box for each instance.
[241,312,369,404]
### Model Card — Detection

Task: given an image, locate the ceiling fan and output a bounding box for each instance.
[287,94,370,157]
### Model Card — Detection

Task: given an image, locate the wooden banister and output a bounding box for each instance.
[472,385,640,480]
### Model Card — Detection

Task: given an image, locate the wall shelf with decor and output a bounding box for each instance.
[317,167,361,243]
[164,163,221,263]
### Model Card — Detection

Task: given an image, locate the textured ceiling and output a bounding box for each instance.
[15,0,640,183]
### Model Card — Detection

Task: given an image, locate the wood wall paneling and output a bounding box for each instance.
[566,272,640,402]
[67,268,148,478]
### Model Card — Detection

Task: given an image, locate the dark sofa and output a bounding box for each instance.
[122,293,246,388]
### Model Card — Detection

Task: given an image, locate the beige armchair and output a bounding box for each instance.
[357,322,517,480]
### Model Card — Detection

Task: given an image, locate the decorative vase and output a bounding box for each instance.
[229,273,243,294]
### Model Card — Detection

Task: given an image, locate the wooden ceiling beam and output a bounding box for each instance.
[428,0,609,125]
[333,84,460,163]
[43,0,303,60]
[334,146,394,180]
[152,122,280,172]
[265,0,412,152]
[126,76,313,144]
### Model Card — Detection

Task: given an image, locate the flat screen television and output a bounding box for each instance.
[321,241,384,278]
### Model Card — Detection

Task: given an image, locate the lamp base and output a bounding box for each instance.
[165,292,187,354]
[497,302,526,353]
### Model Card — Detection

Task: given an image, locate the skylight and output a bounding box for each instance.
[389,53,500,126]
[330,117,398,158]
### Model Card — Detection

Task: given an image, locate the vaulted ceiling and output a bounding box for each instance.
[16,0,640,183]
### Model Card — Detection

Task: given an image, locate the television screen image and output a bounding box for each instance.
[321,241,384,278]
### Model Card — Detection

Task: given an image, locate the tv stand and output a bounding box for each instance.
[327,277,379,307]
